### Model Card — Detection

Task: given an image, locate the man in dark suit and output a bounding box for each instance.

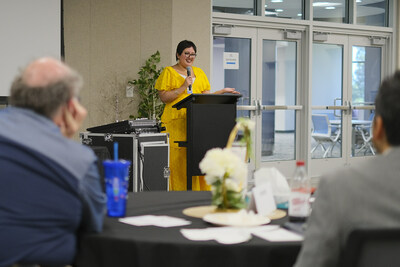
[0,58,106,266]
[295,70,400,267]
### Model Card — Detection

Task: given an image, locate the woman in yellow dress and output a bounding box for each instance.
[155,40,239,191]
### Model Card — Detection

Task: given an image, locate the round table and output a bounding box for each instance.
[76,191,301,267]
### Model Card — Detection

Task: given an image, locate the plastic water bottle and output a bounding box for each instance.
[289,160,311,222]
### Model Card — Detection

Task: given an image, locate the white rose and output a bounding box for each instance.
[200,147,247,186]
[199,148,226,178]
[205,175,219,185]
[225,178,241,192]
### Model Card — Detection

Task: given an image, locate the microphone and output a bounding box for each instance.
[186,67,192,94]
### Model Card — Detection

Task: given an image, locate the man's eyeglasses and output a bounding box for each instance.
[184,52,197,58]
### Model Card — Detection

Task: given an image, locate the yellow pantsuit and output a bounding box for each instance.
[155,66,211,191]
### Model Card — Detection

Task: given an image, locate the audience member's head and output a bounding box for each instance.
[9,57,86,138]
[176,40,197,61]
[9,57,82,119]
[373,70,400,151]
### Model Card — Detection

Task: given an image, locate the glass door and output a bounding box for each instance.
[212,26,257,170]
[213,24,389,180]
[256,28,303,178]
[310,33,350,177]
[212,26,303,178]
[349,36,383,159]
[310,32,387,177]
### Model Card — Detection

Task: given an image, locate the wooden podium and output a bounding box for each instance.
[172,94,241,190]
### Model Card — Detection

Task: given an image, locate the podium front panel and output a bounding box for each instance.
[188,103,236,176]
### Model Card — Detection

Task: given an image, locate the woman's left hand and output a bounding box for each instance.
[203,87,241,95]
[221,87,240,94]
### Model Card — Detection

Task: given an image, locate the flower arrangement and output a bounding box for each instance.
[199,147,248,210]
[199,117,254,210]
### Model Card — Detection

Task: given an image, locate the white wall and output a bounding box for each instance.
[0,0,61,96]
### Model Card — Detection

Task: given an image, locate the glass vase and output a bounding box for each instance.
[211,176,246,211]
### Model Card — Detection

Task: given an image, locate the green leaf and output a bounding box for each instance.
[129,51,164,119]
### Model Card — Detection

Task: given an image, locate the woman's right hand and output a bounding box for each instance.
[159,82,188,104]
[184,75,193,88]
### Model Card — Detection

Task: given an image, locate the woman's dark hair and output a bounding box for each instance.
[375,70,400,146]
[176,40,197,61]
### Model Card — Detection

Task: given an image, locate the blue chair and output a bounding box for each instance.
[326,112,340,134]
[311,114,341,158]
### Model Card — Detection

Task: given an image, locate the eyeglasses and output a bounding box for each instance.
[184,52,197,58]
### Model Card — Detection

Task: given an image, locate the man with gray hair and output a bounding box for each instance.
[0,58,106,266]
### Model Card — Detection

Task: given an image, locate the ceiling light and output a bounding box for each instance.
[297,13,302,17]
[265,11,278,15]
[276,9,283,12]
[313,2,341,7]
[325,6,336,9]
[271,0,283,2]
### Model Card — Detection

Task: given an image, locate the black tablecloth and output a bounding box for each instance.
[76,191,301,267]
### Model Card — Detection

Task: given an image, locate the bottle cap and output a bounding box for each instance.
[296,160,305,166]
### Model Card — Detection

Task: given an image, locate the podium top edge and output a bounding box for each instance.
[172,94,242,109]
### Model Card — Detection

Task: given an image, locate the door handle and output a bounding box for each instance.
[261,105,303,110]
[256,99,262,116]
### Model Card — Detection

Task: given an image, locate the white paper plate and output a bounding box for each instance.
[203,212,271,227]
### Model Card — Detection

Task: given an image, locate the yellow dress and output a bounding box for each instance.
[155,66,211,191]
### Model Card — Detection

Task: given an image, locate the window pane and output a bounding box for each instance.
[212,37,251,118]
[313,0,347,23]
[213,0,255,15]
[312,43,343,159]
[351,46,380,157]
[264,0,303,20]
[312,44,343,106]
[357,0,387,27]
[262,40,297,161]
[352,46,380,105]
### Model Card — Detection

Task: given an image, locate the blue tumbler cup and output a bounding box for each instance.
[103,160,131,217]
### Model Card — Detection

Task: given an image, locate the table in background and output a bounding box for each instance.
[330,119,371,128]
[330,119,372,155]
[76,191,301,267]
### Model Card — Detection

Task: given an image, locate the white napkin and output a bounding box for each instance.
[119,215,191,228]
[181,225,281,244]
[181,227,252,244]
[252,227,303,242]
[254,167,290,204]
